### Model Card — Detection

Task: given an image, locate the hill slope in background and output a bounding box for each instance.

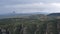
[47,13,60,16]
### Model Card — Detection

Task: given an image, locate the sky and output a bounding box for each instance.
[0,0,60,14]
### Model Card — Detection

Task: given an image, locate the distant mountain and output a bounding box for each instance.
[0,12,49,19]
[47,13,60,16]
[28,12,49,15]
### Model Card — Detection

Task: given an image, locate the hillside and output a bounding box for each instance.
[48,13,60,16]
[0,14,59,34]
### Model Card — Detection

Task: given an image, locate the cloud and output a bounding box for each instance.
[0,0,60,14]
[3,2,60,13]
[0,0,60,5]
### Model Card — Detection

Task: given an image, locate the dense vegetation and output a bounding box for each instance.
[0,14,59,34]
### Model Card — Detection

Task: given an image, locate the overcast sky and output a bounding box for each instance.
[0,0,60,14]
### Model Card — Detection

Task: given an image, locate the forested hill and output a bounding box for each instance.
[0,14,59,34]
[48,13,60,16]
